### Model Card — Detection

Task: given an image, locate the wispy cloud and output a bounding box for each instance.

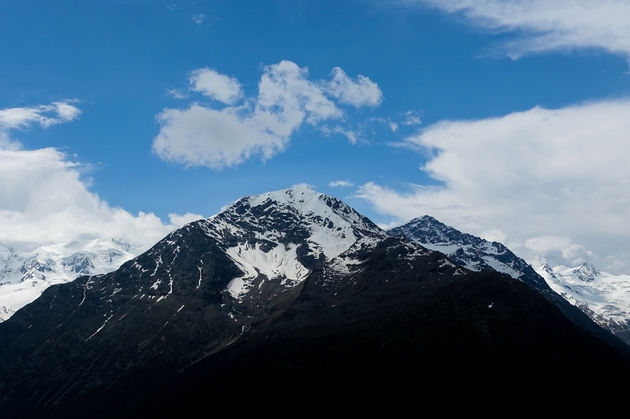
[166,88,189,99]
[403,0,630,63]
[0,100,81,130]
[191,13,207,25]
[328,180,354,188]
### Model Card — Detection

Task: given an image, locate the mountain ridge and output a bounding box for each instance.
[0,186,628,417]
[388,214,630,345]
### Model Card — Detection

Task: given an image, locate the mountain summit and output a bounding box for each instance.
[389,215,548,289]
[0,186,627,417]
[200,184,387,300]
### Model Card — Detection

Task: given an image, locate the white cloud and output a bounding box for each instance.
[402,110,422,126]
[328,180,354,188]
[355,99,630,273]
[524,235,592,266]
[0,100,81,130]
[0,147,190,253]
[255,60,341,130]
[0,132,19,150]
[480,229,507,243]
[154,60,382,169]
[166,88,189,99]
[320,125,362,144]
[377,220,404,230]
[153,105,286,169]
[168,212,204,226]
[407,0,630,62]
[189,68,243,104]
[326,67,383,107]
[0,102,190,254]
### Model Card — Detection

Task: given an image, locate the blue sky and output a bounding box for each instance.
[2,0,630,272]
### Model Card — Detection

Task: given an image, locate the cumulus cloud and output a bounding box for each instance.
[153,60,382,169]
[406,0,630,62]
[524,235,592,266]
[0,147,192,252]
[326,67,382,107]
[0,100,81,130]
[153,105,286,169]
[328,180,354,188]
[189,68,243,104]
[355,99,630,273]
[168,212,204,226]
[0,102,192,254]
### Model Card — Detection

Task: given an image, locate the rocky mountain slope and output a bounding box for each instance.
[0,186,627,418]
[388,215,630,345]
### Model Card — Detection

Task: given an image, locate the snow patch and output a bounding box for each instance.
[225,242,309,300]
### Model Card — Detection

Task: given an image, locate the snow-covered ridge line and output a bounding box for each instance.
[0,238,138,322]
[537,262,630,340]
[389,215,535,282]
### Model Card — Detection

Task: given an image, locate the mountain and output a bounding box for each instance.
[0,185,628,417]
[389,215,548,289]
[0,238,137,321]
[388,215,629,345]
[538,262,630,344]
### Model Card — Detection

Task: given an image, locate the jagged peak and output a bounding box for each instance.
[539,261,553,271]
[575,262,600,278]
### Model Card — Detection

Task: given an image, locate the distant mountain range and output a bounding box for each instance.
[0,185,627,417]
[0,238,137,321]
[538,262,630,343]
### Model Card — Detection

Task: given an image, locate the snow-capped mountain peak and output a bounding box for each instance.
[536,262,630,342]
[574,262,601,282]
[389,215,548,289]
[200,184,387,300]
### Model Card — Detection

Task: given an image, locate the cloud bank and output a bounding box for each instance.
[356,99,630,273]
[0,102,198,253]
[153,60,383,169]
